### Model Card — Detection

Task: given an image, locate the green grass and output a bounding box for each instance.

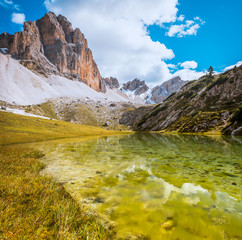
[0,146,115,239]
[24,102,60,120]
[0,111,129,145]
[0,111,132,239]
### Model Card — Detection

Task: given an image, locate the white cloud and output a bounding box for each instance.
[224,61,242,71]
[44,0,206,85]
[11,13,25,24]
[172,61,205,80]
[0,0,19,10]
[177,15,185,21]
[180,61,198,69]
[173,68,205,81]
[44,0,179,84]
[167,64,177,69]
[166,17,204,37]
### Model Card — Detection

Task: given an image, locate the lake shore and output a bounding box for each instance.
[0,111,132,239]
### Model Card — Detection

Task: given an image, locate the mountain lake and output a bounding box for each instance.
[30,134,241,239]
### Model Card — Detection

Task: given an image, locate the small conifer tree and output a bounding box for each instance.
[208,66,214,77]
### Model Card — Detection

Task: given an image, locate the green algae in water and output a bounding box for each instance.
[37,134,242,239]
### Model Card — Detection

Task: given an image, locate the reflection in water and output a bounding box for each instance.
[36,134,242,239]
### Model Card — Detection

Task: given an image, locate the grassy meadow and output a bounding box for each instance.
[0,111,130,239]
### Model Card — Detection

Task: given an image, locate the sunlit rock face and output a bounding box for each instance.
[0,12,106,93]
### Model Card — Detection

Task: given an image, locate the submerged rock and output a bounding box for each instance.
[161,220,175,230]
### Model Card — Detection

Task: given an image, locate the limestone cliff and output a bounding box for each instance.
[0,12,106,92]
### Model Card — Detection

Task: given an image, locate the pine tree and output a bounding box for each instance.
[208,66,214,77]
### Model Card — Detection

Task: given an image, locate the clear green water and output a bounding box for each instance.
[37,134,242,239]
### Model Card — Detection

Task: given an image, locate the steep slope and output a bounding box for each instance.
[146,76,188,103]
[126,66,242,135]
[0,53,127,105]
[0,12,106,92]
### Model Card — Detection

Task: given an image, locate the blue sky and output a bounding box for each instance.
[0,0,241,84]
[148,0,242,72]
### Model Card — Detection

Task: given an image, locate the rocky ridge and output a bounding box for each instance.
[147,76,188,103]
[118,77,187,104]
[0,12,106,92]
[121,65,242,135]
[103,77,120,89]
[121,78,149,96]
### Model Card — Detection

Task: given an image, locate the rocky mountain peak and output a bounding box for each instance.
[0,11,106,93]
[147,76,188,103]
[121,78,149,95]
[103,77,120,89]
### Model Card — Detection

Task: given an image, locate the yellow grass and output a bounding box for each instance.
[0,111,132,239]
[0,111,130,145]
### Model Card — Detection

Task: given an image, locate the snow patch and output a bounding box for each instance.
[1,107,53,119]
[120,89,149,104]
[0,53,129,105]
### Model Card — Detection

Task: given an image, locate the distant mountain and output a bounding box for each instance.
[0,12,106,92]
[121,65,242,135]
[119,78,148,104]
[119,77,187,104]
[146,76,188,103]
[121,78,149,95]
[103,77,120,89]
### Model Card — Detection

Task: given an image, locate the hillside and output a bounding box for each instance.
[0,53,129,105]
[121,66,242,135]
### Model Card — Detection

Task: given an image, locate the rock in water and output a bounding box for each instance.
[162,220,175,230]
[0,12,106,93]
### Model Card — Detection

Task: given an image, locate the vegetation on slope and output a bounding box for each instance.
[131,65,242,134]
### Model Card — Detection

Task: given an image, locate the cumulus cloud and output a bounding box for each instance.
[0,0,19,10]
[169,60,204,81]
[167,63,177,69]
[44,0,205,85]
[180,61,198,69]
[177,15,185,21]
[11,13,25,24]
[224,61,242,71]
[44,0,179,84]
[166,17,204,37]
[173,68,205,81]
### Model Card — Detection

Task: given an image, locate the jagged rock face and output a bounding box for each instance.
[0,12,106,92]
[128,65,242,134]
[103,77,120,89]
[148,76,188,103]
[121,78,149,95]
